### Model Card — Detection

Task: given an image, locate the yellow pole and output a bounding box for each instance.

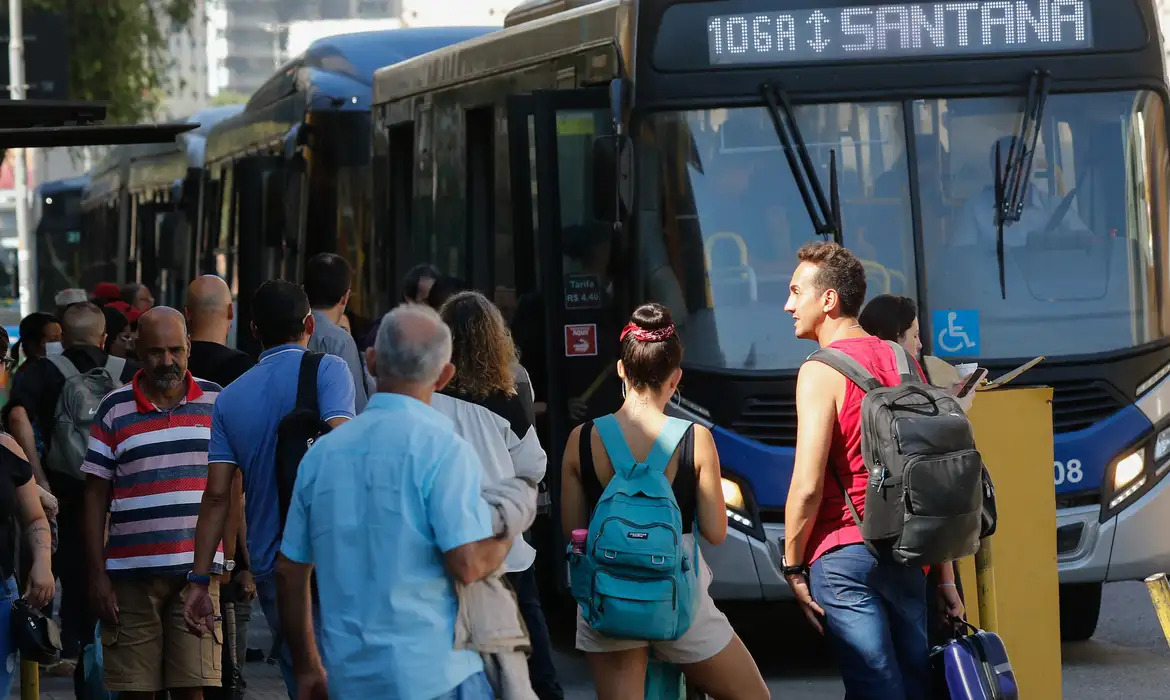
[975,537,998,633]
[1144,572,1170,649]
[20,659,38,700]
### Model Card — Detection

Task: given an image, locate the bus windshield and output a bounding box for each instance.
[916,90,1169,358]
[641,90,1170,370]
[642,103,918,371]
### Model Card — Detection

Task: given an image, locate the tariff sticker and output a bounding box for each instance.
[564,324,598,357]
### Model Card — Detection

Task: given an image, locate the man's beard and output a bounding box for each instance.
[149,367,184,390]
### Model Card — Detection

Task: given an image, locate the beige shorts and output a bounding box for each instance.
[575,546,734,665]
[102,575,222,692]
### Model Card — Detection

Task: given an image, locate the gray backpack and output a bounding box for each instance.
[45,354,127,481]
[807,341,984,566]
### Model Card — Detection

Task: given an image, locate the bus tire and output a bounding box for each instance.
[1058,582,1102,641]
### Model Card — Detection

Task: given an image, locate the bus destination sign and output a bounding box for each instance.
[707,0,1093,66]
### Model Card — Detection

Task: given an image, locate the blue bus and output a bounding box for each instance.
[372,0,1170,640]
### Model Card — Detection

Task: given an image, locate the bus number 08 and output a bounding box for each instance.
[1054,459,1084,486]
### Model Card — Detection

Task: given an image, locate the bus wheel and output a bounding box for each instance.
[1059,582,1102,641]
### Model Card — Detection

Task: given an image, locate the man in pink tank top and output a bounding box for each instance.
[780,242,961,700]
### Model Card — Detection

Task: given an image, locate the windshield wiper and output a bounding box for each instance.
[760,83,842,245]
[994,69,1052,298]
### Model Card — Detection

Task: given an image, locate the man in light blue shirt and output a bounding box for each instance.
[277,304,512,700]
[186,280,356,699]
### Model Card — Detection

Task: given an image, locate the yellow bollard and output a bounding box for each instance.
[20,659,38,700]
[1145,572,1170,649]
[966,386,1061,699]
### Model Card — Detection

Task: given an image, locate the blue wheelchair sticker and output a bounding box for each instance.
[932,309,980,357]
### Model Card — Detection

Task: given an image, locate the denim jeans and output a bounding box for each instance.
[433,671,494,700]
[257,576,323,700]
[810,544,931,700]
[0,576,18,698]
[505,565,563,700]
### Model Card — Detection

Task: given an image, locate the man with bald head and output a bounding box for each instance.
[81,307,225,698]
[2,302,140,665]
[186,275,254,388]
[265,304,510,700]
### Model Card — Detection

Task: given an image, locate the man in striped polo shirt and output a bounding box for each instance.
[82,307,225,699]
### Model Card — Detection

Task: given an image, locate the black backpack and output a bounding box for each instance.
[806,340,988,566]
[275,352,331,529]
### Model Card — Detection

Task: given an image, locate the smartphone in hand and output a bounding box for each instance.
[954,367,989,399]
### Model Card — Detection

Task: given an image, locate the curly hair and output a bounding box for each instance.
[439,291,517,400]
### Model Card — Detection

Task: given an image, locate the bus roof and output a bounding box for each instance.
[373,0,627,105]
[36,174,90,197]
[206,26,495,165]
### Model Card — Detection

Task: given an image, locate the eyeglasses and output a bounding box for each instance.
[2,357,16,372]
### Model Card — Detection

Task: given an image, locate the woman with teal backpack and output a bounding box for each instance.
[561,303,769,700]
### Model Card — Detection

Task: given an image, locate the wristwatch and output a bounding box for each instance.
[781,564,810,579]
[186,571,211,586]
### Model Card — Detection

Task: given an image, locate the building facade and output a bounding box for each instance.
[163,0,211,119]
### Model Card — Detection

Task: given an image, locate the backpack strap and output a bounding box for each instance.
[645,417,691,475]
[296,352,325,414]
[103,355,128,387]
[593,414,639,479]
[47,354,79,381]
[885,340,918,384]
[807,348,882,393]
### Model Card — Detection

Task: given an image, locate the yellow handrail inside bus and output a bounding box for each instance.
[703,232,750,307]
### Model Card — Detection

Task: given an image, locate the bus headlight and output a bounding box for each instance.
[1155,427,1170,464]
[720,473,764,541]
[1108,451,1147,512]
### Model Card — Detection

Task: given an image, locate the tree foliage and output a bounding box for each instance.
[211,90,250,107]
[24,0,197,124]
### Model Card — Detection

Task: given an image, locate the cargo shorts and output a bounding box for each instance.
[101,575,221,692]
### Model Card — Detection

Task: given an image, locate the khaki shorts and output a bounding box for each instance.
[575,544,735,665]
[102,575,221,692]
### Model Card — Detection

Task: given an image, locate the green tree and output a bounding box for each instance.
[21,0,197,124]
[211,90,250,107]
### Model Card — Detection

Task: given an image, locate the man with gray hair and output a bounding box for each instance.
[275,304,511,700]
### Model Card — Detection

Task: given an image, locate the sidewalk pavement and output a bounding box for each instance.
[9,600,289,699]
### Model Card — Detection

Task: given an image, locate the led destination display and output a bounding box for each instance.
[706,0,1093,66]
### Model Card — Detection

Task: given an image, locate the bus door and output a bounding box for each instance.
[505,86,628,592]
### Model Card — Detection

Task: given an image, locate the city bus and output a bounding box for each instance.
[372,0,1170,639]
[200,26,494,354]
[33,175,88,311]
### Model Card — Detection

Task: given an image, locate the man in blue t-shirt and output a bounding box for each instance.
[184,280,356,700]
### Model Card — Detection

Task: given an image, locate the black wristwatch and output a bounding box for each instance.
[782,564,810,579]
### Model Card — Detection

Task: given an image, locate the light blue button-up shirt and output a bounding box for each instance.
[280,392,493,700]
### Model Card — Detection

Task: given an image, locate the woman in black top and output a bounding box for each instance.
[0,330,56,696]
[561,303,767,700]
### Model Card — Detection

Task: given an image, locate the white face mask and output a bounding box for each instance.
[45,341,64,356]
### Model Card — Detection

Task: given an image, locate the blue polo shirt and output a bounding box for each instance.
[280,392,494,700]
[208,344,356,580]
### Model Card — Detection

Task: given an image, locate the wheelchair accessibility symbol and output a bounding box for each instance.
[931,309,980,357]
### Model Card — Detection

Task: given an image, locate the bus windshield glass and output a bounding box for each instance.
[916,90,1169,358]
[641,90,1169,370]
[642,103,918,371]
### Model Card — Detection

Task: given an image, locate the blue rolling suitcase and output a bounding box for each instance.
[931,621,1018,700]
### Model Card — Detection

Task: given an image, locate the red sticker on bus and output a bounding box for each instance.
[564,324,598,357]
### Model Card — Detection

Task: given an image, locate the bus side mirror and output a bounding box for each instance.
[592,135,633,224]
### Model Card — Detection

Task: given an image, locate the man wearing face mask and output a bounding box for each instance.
[2,303,140,665]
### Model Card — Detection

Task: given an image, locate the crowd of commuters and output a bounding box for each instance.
[0,241,985,700]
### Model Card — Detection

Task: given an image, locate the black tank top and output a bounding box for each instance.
[578,419,698,534]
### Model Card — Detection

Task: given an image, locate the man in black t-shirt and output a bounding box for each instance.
[3,302,140,664]
[185,275,255,700]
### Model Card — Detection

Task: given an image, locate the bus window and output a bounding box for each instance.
[388,121,414,283]
[643,103,917,371]
[466,106,497,302]
[914,91,1170,358]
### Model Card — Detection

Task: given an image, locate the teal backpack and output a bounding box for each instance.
[570,414,699,641]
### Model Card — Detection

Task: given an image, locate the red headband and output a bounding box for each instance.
[620,322,676,343]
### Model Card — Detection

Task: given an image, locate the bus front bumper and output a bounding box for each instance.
[1060,472,1170,583]
[706,473,1170,601]
[702,523,794,601]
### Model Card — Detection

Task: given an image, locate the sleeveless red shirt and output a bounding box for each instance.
[806,336,920,564]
